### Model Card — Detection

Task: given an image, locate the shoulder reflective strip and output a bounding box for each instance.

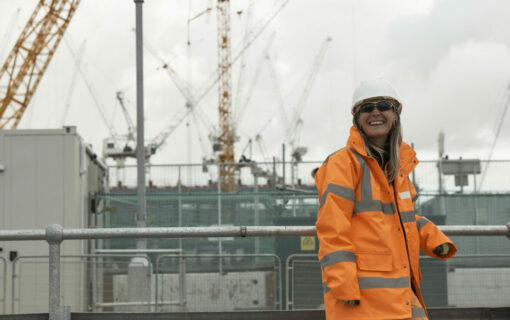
[323,147,347,165]
[412,307,427,318]
[350,149,395,215]
[322,281,330,294]
[350,150,373,200]
[400,211,415,223]
[319,183,355,209]
[358,276,409,289]
[320,250,356,268]
[417,217,430,231]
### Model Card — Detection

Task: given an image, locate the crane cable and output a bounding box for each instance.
[479,81,510,190]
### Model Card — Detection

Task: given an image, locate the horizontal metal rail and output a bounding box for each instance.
[0,224,508,241]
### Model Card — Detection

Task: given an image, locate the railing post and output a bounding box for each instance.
[46,224,70,320]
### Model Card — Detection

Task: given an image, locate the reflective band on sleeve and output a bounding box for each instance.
[412,307,427,318]
[322,281,330,294]
[358,276,409,289]
[320,250,356,268]
[319,183,355,209]
[350,149,395,215]
[412,194,419,203]
[416,217,430,231]
[400,211,415,223]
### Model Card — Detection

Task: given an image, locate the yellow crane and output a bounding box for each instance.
[0,0,80,129]
[216,0,236,192]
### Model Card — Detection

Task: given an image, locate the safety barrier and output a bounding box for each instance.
[285,253,510,310]
[0,224,508,320]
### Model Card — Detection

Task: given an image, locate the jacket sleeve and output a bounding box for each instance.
[315,155,360,300]
[408,180,457,260]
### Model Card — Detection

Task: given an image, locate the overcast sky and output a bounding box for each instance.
[1,0,510,166]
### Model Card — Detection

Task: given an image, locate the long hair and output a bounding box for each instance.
[353,110,402,183]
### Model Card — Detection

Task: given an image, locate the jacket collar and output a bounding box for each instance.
[346,126,419,176]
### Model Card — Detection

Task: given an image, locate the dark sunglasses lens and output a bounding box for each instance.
[359,103,375,113]
[359,101,394,113]
[376,101,393,111]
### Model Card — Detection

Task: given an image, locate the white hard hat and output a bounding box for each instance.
[352,77,402,114]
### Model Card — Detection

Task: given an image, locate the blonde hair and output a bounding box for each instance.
[353,108,402,183]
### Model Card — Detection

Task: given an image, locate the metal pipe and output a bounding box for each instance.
[93,249,181,254]
[0,225,509,241]
[134,0,147,250]
[46,224,64,320]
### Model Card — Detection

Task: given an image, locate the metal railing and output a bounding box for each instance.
[0,224,509,320]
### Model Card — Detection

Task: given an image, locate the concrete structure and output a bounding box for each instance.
[0,127,107,313]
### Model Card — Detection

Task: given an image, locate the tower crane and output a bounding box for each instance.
[0,0,81,129]
[216,0,236,192]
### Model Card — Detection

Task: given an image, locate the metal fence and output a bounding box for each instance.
[0,224,508,320]
[108,159,510,194]
[285,253,510,310]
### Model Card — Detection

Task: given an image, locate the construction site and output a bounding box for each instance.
[0,1,510,319]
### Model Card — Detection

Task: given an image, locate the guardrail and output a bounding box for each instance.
[0,224,509,320]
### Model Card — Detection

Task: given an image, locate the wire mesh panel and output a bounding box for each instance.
[12,255,152,313]
[420,254,510,308]
[13,256,87,313]
[286,254,323,310]
[155,254,281,312]
[0,256,6,313]
[91,255,152,312]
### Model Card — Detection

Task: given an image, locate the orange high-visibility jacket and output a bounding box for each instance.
[315,127,457,320]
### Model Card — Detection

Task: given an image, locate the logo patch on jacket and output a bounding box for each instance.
[399,191,411,199]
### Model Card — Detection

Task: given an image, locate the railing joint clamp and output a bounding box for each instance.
[240,226,247,237]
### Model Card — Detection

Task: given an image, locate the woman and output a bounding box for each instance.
[315,77,457,319]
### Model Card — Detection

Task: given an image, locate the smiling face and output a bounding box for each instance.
[356,99,398,148]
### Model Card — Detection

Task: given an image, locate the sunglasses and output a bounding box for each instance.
[358,100,395,113]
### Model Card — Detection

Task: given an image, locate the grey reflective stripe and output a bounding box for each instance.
[319,183,355,209]
[358,276,409,289]
[355,201,395,214]
[350,149,395,214]
[400,210,415,223]
[320,250,356,268]
[322,281,330,294]
[417,217,431,231]
[412,194,419,203]
[412,307,427,318]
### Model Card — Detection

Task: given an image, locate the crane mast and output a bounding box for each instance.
[217,0,236,192]
[0,0,81,129]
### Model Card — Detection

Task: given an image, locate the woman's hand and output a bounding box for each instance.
[433,243,450,256]
[342,300,360,306]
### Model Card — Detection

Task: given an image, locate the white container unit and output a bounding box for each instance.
[0,127,107,314]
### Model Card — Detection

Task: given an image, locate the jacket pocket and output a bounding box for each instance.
[356,252,393,272]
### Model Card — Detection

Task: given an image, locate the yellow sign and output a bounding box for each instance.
[300,236,316,251]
